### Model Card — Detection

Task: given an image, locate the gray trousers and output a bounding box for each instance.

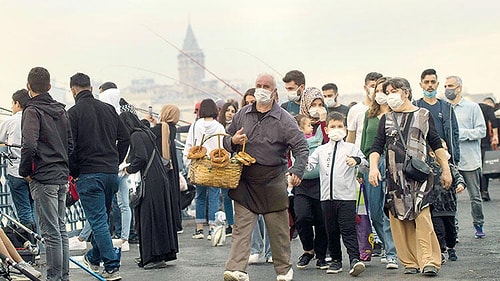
[225,201,291,276]
[459,168,485,226]
[31,180,69,281]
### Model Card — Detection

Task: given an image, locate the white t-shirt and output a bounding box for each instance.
[346,102,369,148]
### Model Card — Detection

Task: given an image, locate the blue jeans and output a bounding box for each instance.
[221,188,234,226]
[459,168,485,226]
[77,173,120,270]
[30,180,69,281]
[195,185,220,225]
[7,175,35,227]
[363,156,397,260]
[78,219,92,241]
[115,174,132,240]
[250,215,271,259]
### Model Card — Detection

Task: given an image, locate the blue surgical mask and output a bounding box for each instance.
[423,90,437,98]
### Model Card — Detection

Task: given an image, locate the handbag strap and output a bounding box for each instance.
[356,183,370,215]
[143,149,156,178]
[391,112,414,150]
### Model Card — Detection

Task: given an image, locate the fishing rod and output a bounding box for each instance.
[145,26,243,97]
[231,48,283,78]
[1,213,43,243]
[0,142,21,148]
[1,213,105,281]
[0,107,12,113]
[135,107,191,125]
[109,65,223,101]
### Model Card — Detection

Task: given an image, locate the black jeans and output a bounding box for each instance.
[432,215,456,252]
[294,194,327,259]
[321,200,359,263]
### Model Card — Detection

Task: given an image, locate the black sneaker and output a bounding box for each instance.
[447,248,458,261]
[326,260,342,274]
[441,253,447,264]
[296,253,314,269]
[192,229,204,239]
[372,242,383,257]
[316,258,329,270]
[349,259,365,276]
[226,225,233,237]
[423,265,438,276]
[100,268,122,281]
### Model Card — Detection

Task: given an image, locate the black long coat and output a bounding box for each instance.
[127,129,178,265]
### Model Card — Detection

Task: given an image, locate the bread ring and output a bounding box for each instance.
[210,148,230,164]
[234,154,251,166]
[212,158,229,168]
[187,146,207,159]
[238,151,256,164]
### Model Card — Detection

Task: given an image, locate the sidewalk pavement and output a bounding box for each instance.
[35,178,500,280]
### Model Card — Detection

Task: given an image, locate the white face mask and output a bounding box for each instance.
[374,92,387,105]
[328,128,346,141]
[255,88,273,104]
[368,87,375,97]
[324,97,336,107]
[309,107,320,118]
[387,93,404,110]
[287,89,300,102]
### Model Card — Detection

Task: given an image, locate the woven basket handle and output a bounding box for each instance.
[201,133,247,153]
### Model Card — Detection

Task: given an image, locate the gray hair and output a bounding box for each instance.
[446,75,462,87]
[256,73,276,88]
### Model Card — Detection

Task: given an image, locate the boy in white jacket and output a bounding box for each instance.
[307,112,368,277]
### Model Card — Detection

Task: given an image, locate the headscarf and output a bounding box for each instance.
[299,87,324,117]
[159,104,180,124]
[119,98,137,115]
[159,104,180,161]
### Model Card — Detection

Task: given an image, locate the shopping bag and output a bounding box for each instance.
[356,183,373,261]
[483,150,500,178]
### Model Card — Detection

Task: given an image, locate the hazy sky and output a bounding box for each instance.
[2,0,500,110]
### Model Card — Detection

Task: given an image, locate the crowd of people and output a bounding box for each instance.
[0,66,498,281]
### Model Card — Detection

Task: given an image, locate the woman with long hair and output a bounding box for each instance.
[359,77,399,269]
[121,111,178,270]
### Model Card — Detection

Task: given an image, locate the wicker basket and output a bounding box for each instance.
[188,134,243,189]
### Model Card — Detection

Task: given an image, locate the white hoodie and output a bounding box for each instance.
[183,118,226,166]
[98,88,121,114]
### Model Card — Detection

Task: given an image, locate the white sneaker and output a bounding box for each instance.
[386,258,399,269]
[277,268,293,281]
[248,253,260,264]
[121,241,130,252]
[223,270,249,281]
[68,236,87,251]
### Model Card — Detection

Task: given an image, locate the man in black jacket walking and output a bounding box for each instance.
[20,66,74,281]
[68,73,129,281]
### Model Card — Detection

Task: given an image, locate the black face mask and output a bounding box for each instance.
[445,88,457,100]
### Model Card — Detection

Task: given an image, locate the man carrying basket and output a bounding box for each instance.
[222,73,309,281]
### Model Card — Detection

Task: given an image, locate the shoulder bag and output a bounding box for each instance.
[130,149,156,208]
[392,112,431,183]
